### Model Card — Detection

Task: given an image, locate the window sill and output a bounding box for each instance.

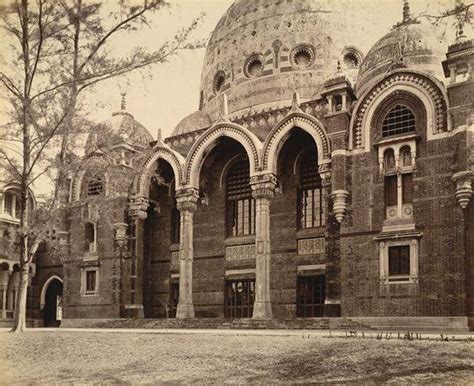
[81,292,98,297]
[374,133,420,147]
[383,276,418,285]
[83,252,99,261]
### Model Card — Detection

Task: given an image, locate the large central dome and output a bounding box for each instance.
[198,0,380,121]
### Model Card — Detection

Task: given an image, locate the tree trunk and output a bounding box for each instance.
[12,262,30,332]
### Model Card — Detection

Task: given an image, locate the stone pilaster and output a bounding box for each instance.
[175,188,199,319]
[125,197,148,318]
[250,174,277,319]
[1,269,12,319]
[113,223,128,316]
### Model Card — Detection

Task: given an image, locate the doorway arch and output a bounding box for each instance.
[41,276,63,327]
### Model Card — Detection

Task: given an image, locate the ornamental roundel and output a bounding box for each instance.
[213,70,226,95]
[244,54,265,78]
[290,44,315,69]
[352,71,448,149]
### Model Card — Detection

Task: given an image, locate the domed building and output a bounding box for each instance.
[28,0,473,331]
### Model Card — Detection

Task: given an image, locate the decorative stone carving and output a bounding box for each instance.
[331,190,350,223]
[113,223,128,250]
[175,188,200,212]
[250,174,278,200]
[226,244,256,261]
[452,170,473,209]
[129,196,149,219]
[298,238,325,255]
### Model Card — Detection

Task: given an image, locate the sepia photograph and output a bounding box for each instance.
[0,0,473,383]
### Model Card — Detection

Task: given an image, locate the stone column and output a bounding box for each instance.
[126,196,149,318]
[1,269,12,319]
[175,188,199,319]
[250,174,277,319]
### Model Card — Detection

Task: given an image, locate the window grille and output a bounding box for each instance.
[87,175,104,196]
[382,105,415,137]
[298,151,325,229]
[225,279,255,318]
[226,159,255,237]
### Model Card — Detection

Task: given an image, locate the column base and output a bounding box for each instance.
[176,303,194,319]
[123,304,144,319]
[252,301,273,319]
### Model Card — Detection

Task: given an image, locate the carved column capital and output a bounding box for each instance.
[250,173,278,200]
[175,188,200,212]
[331,189,350,223]
[452,170,473,209]
[129,196,149,220]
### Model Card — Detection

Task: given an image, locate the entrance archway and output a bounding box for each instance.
[42,277,63,327]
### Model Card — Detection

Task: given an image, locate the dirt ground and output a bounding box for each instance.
[1,330,473,384]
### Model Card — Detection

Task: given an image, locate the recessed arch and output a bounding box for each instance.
[40,275,63,310]
[350,70,449,150]
[133,145,185,199]
[263,112,331,175]
[184,122,262,188]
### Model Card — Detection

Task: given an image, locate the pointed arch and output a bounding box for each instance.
[184,122,262,188]
[263,112,331,175]
[40,275,63,310]
[133,145,185,198]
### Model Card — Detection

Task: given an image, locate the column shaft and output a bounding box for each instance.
[175,188,199,319]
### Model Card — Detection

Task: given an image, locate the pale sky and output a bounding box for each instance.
[87,0,462,140]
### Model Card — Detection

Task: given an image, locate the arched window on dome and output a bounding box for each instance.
[86,175,104,196]
[382,105,416,138]
[297,150,325,229]
[226,158,255,237]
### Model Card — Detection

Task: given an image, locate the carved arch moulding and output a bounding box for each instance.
[133,145,185,199]
[262,112,331,174]
[184,122,262,188]
[350,71,449,151]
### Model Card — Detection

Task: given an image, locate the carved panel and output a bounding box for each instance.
[171,251,180,269]
[297,237,325,255]
[225,244,256,261]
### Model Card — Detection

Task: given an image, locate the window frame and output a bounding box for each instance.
[379,239,419,284]
[81,266,99,296]
[381,104,416,138]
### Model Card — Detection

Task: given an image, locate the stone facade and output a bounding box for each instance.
[25,0,474,330]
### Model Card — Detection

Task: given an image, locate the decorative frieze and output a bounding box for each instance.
[297,238,326,255]
[226,244,256,261]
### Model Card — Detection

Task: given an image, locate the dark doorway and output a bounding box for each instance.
[296,275,325,317]
[43,279,63,327]
[225,279,255,318]
[169,281,179,318]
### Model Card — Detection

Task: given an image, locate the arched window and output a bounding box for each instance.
[400,145,412,167]
[297,151,325,229]
[226,159,255,237]
[382,105,416,138]
[86,175,104,196]
[3,191,22,219]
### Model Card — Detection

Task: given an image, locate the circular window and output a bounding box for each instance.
[341,47,363,69]
[244,54,264,78]
[213,71,226,94]
[291,45,314,69]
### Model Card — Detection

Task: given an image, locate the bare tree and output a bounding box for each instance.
[0,0,203,332]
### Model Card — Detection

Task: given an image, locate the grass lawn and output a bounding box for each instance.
[1,330,473,384]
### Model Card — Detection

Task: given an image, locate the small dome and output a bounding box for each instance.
[85,110,153,154]
[356,21,448,96]
[171,110,212,137]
